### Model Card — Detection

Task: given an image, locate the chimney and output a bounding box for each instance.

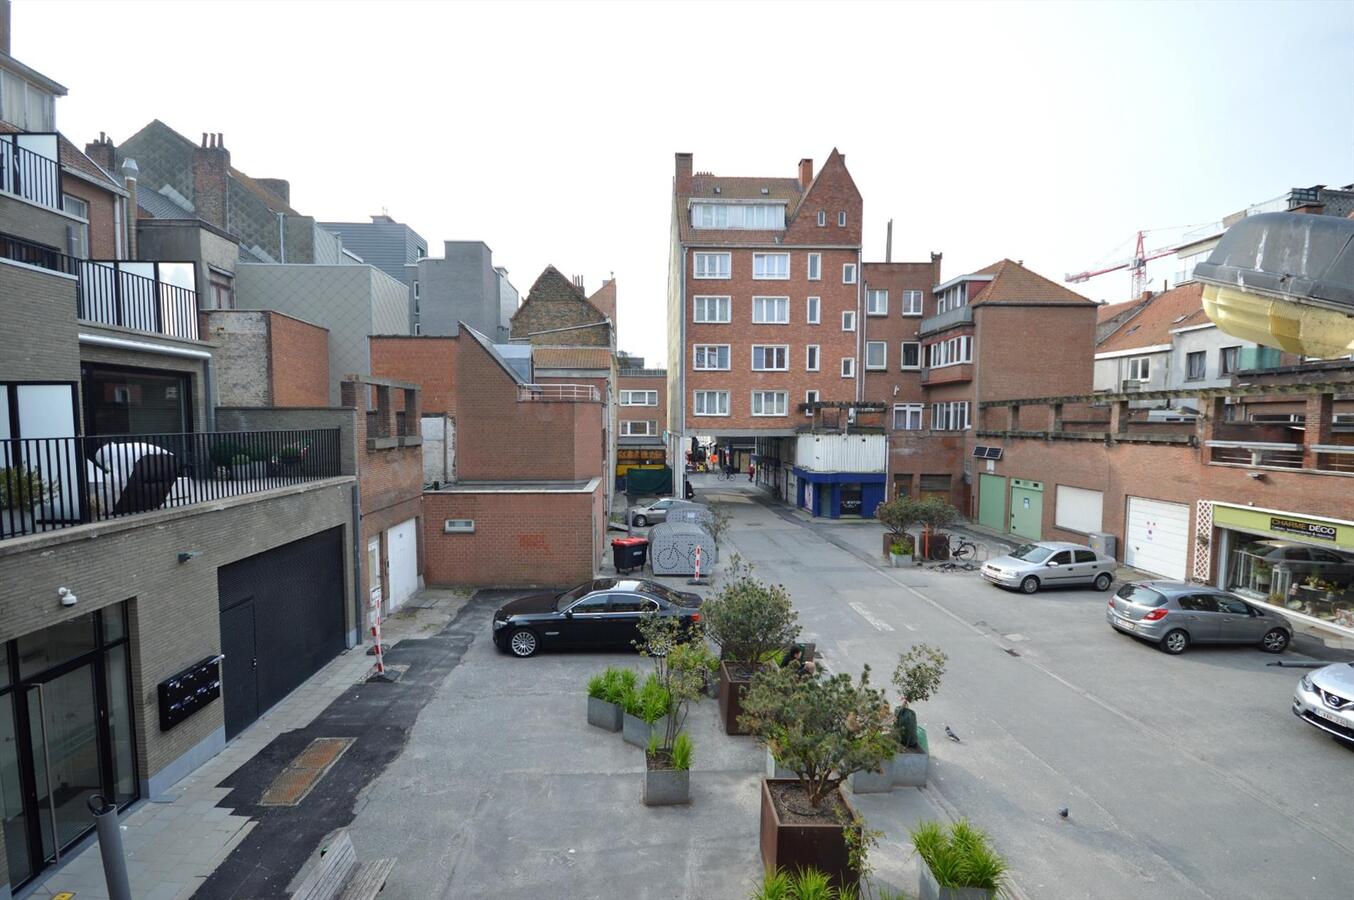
[572,274,586,293]
[0,1,11,57]
[798,158,813,191]
[931,251,943,283]
[675,152,693,193]
[121,158,139,259]
[85,132,115,173]
[192,131,230,229]
[256,178,290,205]
[885,219,893,263]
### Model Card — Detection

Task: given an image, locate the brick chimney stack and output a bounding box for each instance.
[798,158,813,190]
[675,152,693,193]
[85,132,116,173]
[192,132,230,229]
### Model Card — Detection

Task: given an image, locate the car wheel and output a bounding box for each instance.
[1159,629,1189,655]
[1094,572,1113,592]
[633,515,648,528]
[1260,628,1290,653]
[1020,575,1040,594]
[508,628,539,658]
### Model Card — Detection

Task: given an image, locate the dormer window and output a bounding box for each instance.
[691,203,785,230]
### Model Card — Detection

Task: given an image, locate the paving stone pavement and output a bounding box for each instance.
[27,589,468,900]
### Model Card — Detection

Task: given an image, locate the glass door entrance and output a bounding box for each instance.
[30,667,104,858]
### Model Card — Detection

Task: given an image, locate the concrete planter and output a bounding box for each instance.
[760,778,859,893]
[848,763,893,794]
[919,858,995,900]
[718,661,755,735]
[890,553,914,568]
[893,726,931,787]
[587,697,622,732]
[622,713,669,748]
[642,765,690,806]
[765,747,795,779]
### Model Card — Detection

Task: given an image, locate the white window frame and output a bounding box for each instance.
[806,296,821,324]
[866,288,888,316]
[805,344,820,372]
[752,296,790,324]
[1127,355,1151,381]
[900,341,921,370]
[892,403,923,430]
[838,211,847,227]
[804,390,819,416]
[901,290,924,316]
[693,295,731,323]
[841,357,856,378]
[693,252,731,280]
[865,341,887,370]
[692,390,730,417]
[751,344,789,372]
[806,253,821,281]
[619,390,659,406]
[817,210,826,227]
[842,263,857,284]
[620,420,657,437]
[926,335,972,369]
[751,390,788,417]
[841,310,856,332]
[692,344,731,371]
[930,401,971,431]
[752,252,790,280]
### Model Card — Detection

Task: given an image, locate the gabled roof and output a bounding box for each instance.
[1096,283,1208,354]
[532,347,613,370]
[969,259,1094,306]
[0,123,121,191]
[588,279,617,322]
[1096,297,1147,323]
[463,323,525,384]
[511,265,607,324]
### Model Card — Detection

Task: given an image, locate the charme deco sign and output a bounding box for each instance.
[1270,517,1337,542]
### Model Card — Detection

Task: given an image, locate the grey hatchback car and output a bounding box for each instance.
[982,542,1116,594]
[1107,581,1292,655]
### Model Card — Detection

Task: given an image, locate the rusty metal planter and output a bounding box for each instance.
[719,661,755,735]
[759,778,859,892]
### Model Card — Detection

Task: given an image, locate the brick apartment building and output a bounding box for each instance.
[617,365,668,471]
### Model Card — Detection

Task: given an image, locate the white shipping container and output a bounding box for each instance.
[795,434,886,473]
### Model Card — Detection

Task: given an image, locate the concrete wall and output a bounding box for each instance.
[1094,350,1169,394]
[137,219,239,313]
[0,260,80,382]
[0,192,82,250]
[416,242,501,338]
[422,414,454,483]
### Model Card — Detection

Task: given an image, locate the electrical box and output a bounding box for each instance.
[1088,532,1117,560]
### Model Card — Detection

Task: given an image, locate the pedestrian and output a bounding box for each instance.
[748,461,756,482]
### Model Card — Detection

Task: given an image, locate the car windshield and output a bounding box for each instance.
[555,578,615,611]
[1010,544,1053,563]
[1116,583,1167,608]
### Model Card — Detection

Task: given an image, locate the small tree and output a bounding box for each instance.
[636,614,715,749]
[739,664,894,809]
[705,503,732,548]
[701,556,800,670]
[874,495,925,538]
[891,644,947,750]
[917,497,959,532]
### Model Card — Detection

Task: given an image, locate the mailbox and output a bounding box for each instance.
[157,655,223,731]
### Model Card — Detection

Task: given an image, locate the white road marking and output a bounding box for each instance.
[848,601,894,632]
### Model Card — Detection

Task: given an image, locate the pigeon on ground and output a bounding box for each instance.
[1058,807,1069,819]
[945,725,961,743]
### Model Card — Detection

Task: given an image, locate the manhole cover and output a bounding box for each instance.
[260,737,354,807]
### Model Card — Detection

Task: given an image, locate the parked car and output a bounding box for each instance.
[1107,581,1292,655]
[492,577,702,658]
[982,541,1115,594]
[1293,662,1354,744]
[629,497,682,528]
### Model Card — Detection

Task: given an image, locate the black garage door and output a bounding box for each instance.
[218,527,346,739]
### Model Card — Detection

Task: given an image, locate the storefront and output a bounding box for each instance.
[792,468,885,519]
[1213,504,1354,633]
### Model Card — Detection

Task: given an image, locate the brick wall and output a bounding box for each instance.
[0,262,81,382]
[973,304,1096,401]
[861,260,939,407]
[618,373,666,438]
[201,310,271,406]
[269,311,330,406]
[61,177,120,259]
[510,266,612,347]
[371,336,459,415]
[0,193,77,249]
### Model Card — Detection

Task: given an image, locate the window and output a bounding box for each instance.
[692,390,729,416]
[413,280,420,300]
[1186,350,1206,381]
[693,344,730,370]
[1220,345,1241,375]
[751,391,788,416]
[838,211,847,227]
[865,341,886,370]
[806,296,820,324]
[866,289,888,316]
[841,311,856,331]
[414,323,422,335]
[840,357,856,378]
[892,403,923,430]
[207,269,235,310]
[1127,355,1151,381]
[753,253,790,279]
[1049,551,1073,565]
[807,253,821,281]
[806,345,820,371]
[691,203,785,230]
[842,263,857,284]
[693,295,731,323]
[930,401,971,431]
[817,210,826,227]
[619,390,658,406]
[925,335,972,368]
[804,390,819,416]
[752,296,789,324]
[936,282,968,313]
[900,341,920,370]
[901,290,924,316]
[1074,550,1097,563]
[620,420,656,436]
[751,345,789,371]
[62,194,89,258]
[693,252,731,279]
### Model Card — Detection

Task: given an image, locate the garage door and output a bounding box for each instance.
[1125,497,1190,580]
[387,518,419,610]
[218,527,346,739]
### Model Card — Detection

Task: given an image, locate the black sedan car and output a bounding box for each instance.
[492,578,703,658]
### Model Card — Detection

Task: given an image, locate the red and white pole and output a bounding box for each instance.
[370,605,386,676]
[693,545,702,580]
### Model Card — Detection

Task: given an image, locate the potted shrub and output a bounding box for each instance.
[702,557,800,735]
[0,463,58,513]
[917,498,960,561]
[875,495,925,560]
[889,643,947,788]
[586,667,634,732]
[635,615,713,804]
[740,664,894,892]
[209,441,250,479]
[911,819,1008,900]
[622,673,670,748]
[644,731,692,806]
[889,537,915,568]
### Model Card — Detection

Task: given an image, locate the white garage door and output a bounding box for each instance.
[386,518,419,610]
[1125,497,1190,580]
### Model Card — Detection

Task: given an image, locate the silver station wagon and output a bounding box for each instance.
[982,542,1116,594]
[1107,581,1292,655]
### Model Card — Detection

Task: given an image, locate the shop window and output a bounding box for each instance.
[1225,536,1354,628]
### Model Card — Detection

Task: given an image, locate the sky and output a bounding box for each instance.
[14,0,1354,366]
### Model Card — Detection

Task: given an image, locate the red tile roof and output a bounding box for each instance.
[1096,282,1207,353]
[969,259,1094,306]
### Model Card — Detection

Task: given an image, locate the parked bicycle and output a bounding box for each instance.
[717,467,735,481]
[949,537,978,561]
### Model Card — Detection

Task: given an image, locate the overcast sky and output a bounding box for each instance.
[15,0,1354,364]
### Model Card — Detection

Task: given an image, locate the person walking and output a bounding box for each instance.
[748,460,756,483]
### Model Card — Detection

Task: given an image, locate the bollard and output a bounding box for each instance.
[87,794,132,900]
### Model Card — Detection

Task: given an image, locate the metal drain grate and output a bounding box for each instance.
[260,737,354,806]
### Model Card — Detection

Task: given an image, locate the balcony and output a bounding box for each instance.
[0,428,342,542]
[921,363,973,386]
[1235,346,1283,372]
[517,383,600,402]
[918,305,973,336]
[0,134,61,210]
[0,232,199,339]
[1206,440,1304,469]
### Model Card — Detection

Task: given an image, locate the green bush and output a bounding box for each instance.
[635,673,670,724]
[209,441,249,467]
[702,556,800,665]
[670,732,693,770]
[892,644,947,750]
[875,495,926,537]
[889,537,914,556]
[0,464,58,511]
[607,669,638,705]
[751,868,861,900]
[910,819,1007,893]
[587,671,609,700]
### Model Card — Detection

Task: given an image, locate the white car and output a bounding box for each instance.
[1293,662,1354,744]
[982,541,1116,594]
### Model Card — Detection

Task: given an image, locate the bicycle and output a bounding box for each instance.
[716,468,735,481]
[949,537,978,561]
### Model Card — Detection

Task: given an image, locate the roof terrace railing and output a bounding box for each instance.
[517,383,600,402]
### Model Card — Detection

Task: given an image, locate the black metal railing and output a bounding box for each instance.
[0,428,341,541]
[0,230,76,274]
[0,138,61,209]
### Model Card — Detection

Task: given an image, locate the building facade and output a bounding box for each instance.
[407,240,517,339]
[617,367,667,472]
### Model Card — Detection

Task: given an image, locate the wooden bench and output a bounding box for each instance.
[293,829,396,900]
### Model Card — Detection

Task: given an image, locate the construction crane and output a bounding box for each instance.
[1065,229,1183,298]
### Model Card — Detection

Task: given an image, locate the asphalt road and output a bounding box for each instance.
[712,481,1354,900]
